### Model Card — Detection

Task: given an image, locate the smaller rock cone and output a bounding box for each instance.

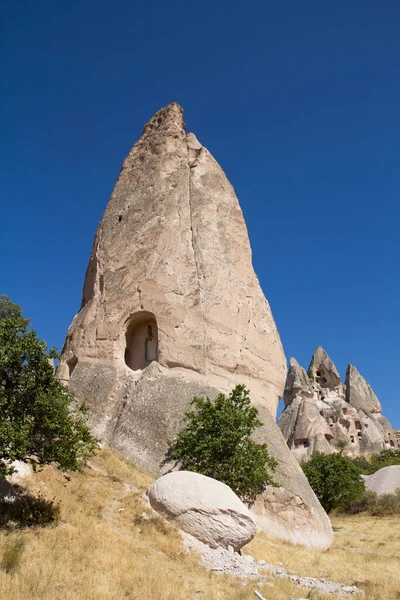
[308,346,340,389]
[345,364,381,412]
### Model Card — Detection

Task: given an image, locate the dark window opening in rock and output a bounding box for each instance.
[325,433,334,441]
[316,370,322,377]
[125,313,158,371]
[330,423,334,428]
[294,438,310,448]
[357,431,362,439]
[390,440,395,447]
[320,411,324,416]
[145,325,157,362]
[320,376,327,384]
[364,423,368,428]
[343,408,348,415]
[339,418,350,430]
[350,435,355,443]
[117,215,122,222]
[355,421,361,430]
[67,356,78,378]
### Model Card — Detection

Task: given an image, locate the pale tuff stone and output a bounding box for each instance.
[345,364,382,413]
[308,346,340,390]
[284,358,313,407]
[278,350,397,460]
[147,471,256,551]
[364,465,400,495]
[58,103,332,549]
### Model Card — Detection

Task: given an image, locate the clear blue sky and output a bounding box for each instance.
[1,1,399,426]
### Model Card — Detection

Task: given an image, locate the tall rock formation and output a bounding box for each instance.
[307,346,341,390]
[345,364,382,413]
[58,103,333,549]
[278,347,397,459]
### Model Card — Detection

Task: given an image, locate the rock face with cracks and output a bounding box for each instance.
[57,103,333,549]
[147,471,256,551]
[278,347,397,460]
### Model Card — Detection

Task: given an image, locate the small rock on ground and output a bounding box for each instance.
[182,532,363,595]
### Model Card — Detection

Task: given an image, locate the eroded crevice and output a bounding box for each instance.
[233,303,252,376]
[81,224,105,309]
[186,139,207,371]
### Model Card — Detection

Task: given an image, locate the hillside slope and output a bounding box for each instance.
[0,449,399,600]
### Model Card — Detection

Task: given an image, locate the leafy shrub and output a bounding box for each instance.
[170,385,277,503]
[341,489,400,516]
[366,489,400,516]
[0,295,98,479]
[352,449,400,475]
[1,537,25,574]
[301,452,365,513]
[0,493,60,528]
[352,456,373,474]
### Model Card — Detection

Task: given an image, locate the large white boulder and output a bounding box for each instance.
[146,471,256,551]
[364,465,400,495]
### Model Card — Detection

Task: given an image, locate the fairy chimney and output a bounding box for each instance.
[58,103,333,550]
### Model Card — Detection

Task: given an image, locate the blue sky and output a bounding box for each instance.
[1,1,399,426]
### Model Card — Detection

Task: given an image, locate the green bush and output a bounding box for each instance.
[0,295,98,478]
[352,449,400,475]
[0,493,60,528]
[170,385,277,504]
[341,489,400,516]
[352,456,373,474]
[1,537,25,574]
[301,452,365,513]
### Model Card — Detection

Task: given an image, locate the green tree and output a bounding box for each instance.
[170,385,277,503]
[335,439,348,455]
[352,449,400,476]
[0,295,97,479]
[301,452,365,513]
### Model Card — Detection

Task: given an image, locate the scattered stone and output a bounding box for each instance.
[183,532,364,594]
[147,471,256,551]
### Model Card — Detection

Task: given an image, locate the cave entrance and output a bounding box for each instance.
[67,356,78,378]
[124,312,158,371]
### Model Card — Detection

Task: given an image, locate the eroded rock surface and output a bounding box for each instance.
[58,103,332,549]
[278,347,397,460]
[345,364,382,413]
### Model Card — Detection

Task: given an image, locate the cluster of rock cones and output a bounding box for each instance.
[278,346,397,459]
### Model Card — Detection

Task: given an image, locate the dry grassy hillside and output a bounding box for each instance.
[0,449,399,600]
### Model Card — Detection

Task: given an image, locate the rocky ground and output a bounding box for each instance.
[182,532,364,596]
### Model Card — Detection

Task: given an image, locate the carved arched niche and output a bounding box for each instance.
[124,312,158,371]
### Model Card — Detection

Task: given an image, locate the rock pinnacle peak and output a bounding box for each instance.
[142,102,186,136]
[345,364,382,413]
[307,346,340,389]
[57,104,333,550]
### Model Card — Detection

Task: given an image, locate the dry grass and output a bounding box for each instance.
[0,449,398,600]
[247,513,400,600]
